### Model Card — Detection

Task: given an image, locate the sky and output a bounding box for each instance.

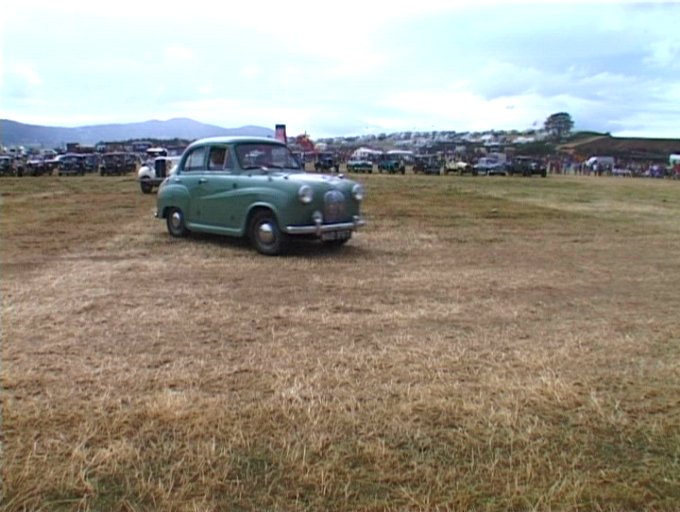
[2,0,680,139]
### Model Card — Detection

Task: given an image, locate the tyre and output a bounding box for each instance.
[249,209,289,256]
[166,207,188,237]
[140,180,153,194]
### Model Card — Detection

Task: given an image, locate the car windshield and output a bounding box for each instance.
[236,143,301,170]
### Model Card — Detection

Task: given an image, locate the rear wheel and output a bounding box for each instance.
[249,210,289,256]
[166,207,188,237]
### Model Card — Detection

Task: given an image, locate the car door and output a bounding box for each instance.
[185,145,240,232]
[178,146,207,223]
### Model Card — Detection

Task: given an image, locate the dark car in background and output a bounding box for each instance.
[56,154,86,176]
[0,156,15,176]
[82,154,100,173]
[413,155,442,175]
[314,152,340,173]
[100,152,134,176]
[25,156,52,176]
[507,156,547,177]
[473,158,508,176]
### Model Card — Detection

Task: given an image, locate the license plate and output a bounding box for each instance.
[321,230,350,241]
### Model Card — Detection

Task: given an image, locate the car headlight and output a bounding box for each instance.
[298,185,313,204]
[352,183,364,201]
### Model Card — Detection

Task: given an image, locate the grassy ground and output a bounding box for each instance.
[2,173,679,511]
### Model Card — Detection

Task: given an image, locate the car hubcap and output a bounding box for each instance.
[258,222,275,244]
[171,211,182,229]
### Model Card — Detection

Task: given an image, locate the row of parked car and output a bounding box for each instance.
[446,156,548,177]
[0,152,140,177]
[314,155,547,177]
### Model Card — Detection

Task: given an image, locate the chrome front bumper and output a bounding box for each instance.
[285,215,365,236]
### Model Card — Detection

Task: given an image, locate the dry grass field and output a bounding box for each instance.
[2,172,679,511]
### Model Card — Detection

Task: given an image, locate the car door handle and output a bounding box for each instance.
[198,178,208,184]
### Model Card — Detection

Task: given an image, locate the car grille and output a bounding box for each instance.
[324,190,346,223]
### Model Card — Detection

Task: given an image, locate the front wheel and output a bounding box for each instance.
[166,207,189,237]
[249,210,289,256]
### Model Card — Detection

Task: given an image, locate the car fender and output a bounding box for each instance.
[243,200,285,235]
[157,182,191,219]
[137,165,152,180]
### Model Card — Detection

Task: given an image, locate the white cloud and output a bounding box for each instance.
[197,82,215,95]
[2,62,43,98]
[164,46,195,62]
[240,66,262,79]
[644,39,680,70]
[12,63,42,87]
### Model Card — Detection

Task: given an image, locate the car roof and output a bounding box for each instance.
[188,136,282,147]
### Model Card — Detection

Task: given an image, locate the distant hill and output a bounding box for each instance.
[0,118,274,148]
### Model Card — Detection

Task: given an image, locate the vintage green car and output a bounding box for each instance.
[156,136,366,255]
[377,155,406,174]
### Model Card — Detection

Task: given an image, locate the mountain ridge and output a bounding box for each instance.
[0,118,275,148]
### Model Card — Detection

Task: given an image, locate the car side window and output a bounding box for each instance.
[208,146,226,170]
[184,147,207,171]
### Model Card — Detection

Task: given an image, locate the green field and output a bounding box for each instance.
[2,174,679,511]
